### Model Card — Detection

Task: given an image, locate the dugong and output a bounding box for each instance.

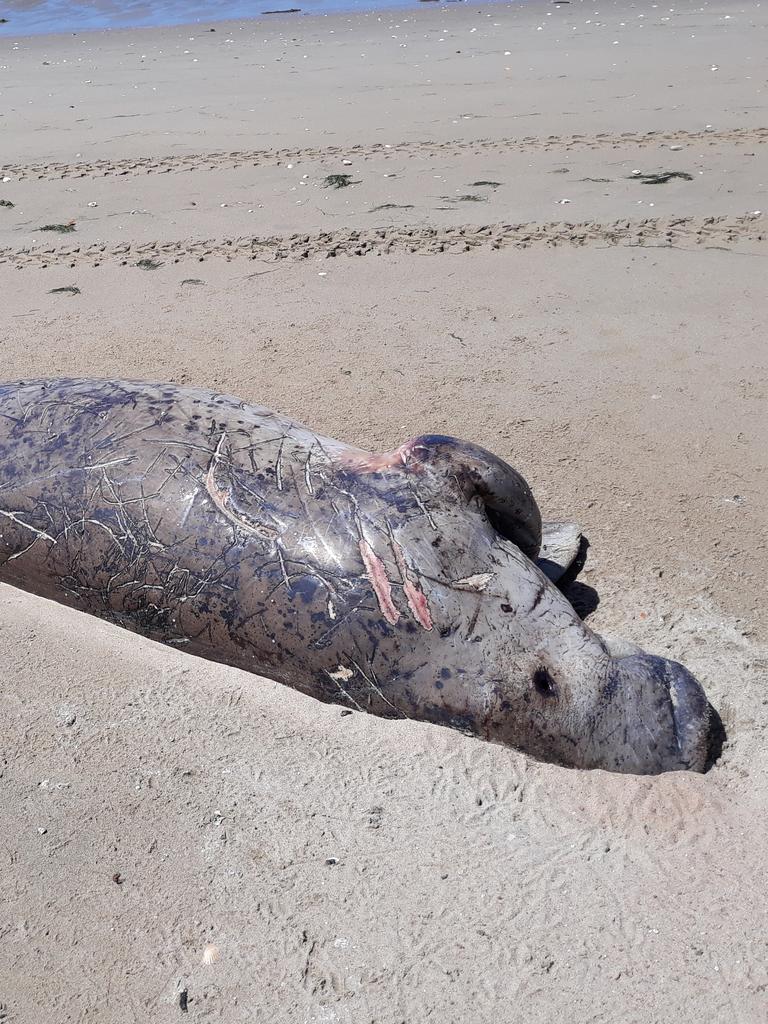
[0,379,713,774]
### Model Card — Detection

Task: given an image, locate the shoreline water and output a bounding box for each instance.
[7,0,481,38]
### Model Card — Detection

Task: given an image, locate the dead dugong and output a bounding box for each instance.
[0,378,712,774]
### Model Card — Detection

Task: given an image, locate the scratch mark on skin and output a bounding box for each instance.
[143,437,220,457]
[310,595,369,649]
[264,564,334,603]
[275,543,292,594]
[99,461,184,511]
[406,480,437,530]
[229,471,293,526]
[95,418,171,452]
[310,518,346,570]
[304,444,315,495]
[7,535,50,561]
[205,432,279,541]
[84,456,137,472]
[358,538,400,625]
[275,438,285,491]
[530,580,546,612]
[391,538,433,631]
[140,446,173,481]
[229,431,288,457]
[0,508,57,547]
[465,599,482,640]
[15,390,39,425]
[349,657,407,718]
[61,517,128,556]
[95,472,145,554]
[287,466,347,571]
[0,466,77,497]
[110,580,166,594]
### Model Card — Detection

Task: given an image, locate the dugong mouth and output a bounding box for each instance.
[606,653,712,774]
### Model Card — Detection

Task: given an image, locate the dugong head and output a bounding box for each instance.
[364,435,715,775]
[435,531,713,775]
[473,554,713,774]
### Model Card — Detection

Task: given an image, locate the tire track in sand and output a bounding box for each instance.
[1,214,764,268]
[2,127,766,182]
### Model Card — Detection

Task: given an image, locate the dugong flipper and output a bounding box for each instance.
[538,521,585,585]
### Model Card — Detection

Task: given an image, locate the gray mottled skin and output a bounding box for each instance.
[0,379,710,774]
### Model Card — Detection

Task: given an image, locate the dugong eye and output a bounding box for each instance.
[533,667,558,699]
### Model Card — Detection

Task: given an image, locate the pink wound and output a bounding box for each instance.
[359,539,400,626]
[393,541,434,631]
[403,580,434,631]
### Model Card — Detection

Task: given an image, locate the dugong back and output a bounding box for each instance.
[0,378,514,724]
[0,379,363,691]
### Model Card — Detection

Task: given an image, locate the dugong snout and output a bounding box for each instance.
[599,653,711,774]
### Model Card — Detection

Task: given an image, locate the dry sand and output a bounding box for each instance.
[1,1,767,1020]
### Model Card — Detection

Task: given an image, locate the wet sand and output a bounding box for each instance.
[1,1,767,1021]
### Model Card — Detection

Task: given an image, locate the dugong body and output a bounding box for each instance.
[0,379,711,774]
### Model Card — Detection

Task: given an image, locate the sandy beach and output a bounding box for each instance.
[1,1,767,1020]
